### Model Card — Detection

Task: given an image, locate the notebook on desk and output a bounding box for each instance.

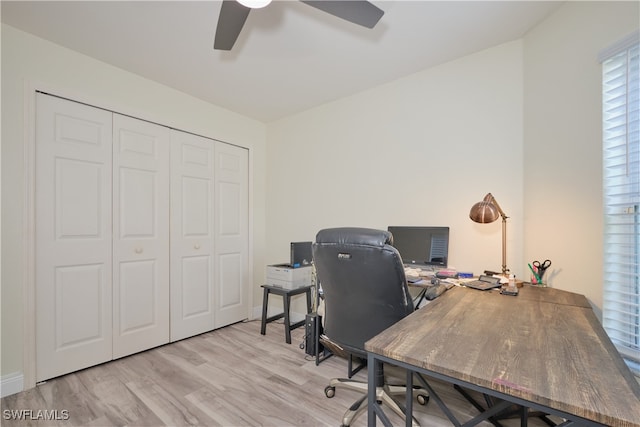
[463,275,502,290]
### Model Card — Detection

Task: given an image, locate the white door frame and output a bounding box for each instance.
[21,82,254,390]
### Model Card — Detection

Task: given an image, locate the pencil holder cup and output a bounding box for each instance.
[531,276,546,286]
[529,264,546,286]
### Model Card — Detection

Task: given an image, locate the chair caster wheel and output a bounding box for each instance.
[325,385,335,398]
[417,394,429,405]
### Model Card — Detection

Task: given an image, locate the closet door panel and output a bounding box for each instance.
[214,142,249,328]
[113,114,170,358]
[35,93,113,382]
[170,131,215,341]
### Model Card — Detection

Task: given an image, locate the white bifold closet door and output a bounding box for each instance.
[35,95,171,378]
[35,93,248,381]
[170,131,216,341]
[112,115,170,359]
[169,132,249,338]
[214,142,249,328]
[35,94,114,381]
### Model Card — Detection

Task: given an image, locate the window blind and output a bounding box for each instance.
[602,34,640,373]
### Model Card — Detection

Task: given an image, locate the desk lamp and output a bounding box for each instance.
[469,193,509,276]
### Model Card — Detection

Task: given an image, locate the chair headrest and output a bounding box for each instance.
[315,227,393,247]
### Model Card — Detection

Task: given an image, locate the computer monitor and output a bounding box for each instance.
[387,226,450,267]
[290,241,312,268]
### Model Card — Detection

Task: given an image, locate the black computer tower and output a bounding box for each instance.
[304,313,323,356]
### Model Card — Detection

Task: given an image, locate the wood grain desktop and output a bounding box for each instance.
[366,285,640,427]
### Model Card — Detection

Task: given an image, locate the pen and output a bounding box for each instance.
[528,263,542,284]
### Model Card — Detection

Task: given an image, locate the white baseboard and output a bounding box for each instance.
[1,372,24,398]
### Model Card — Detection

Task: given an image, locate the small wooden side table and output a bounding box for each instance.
[260,284,313,344]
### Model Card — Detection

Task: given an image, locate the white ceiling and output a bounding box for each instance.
[2,1,562,122]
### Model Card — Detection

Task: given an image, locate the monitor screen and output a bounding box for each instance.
[387,226,450,267]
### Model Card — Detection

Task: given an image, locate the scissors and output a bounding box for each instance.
[533,259,552,278]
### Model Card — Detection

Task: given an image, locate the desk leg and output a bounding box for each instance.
[367,353,394,427]
[283,294,292,344]
[405,370,413,427]
[367,352,377,427]
[519,406,528,427]
[260,287,269,335]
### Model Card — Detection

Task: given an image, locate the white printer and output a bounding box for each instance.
[266,264,312,290]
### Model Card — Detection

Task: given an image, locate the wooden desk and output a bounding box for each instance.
[365,285,640,427]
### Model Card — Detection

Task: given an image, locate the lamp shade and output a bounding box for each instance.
[469,194,499,223]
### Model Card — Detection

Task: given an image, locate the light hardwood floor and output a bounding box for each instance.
[2,320,559,426]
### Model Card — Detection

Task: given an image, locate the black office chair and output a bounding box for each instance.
[312,227,428,427]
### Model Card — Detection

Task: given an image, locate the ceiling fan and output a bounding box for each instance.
[214,0,384,50]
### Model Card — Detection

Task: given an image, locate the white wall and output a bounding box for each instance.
[267,40,525,282]
[0,25,267,381]
[523,1,639,314]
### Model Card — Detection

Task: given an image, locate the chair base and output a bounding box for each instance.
[325,377,428,427]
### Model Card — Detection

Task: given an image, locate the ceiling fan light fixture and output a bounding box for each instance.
[237,0,272,8]
[215,0,384,51]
